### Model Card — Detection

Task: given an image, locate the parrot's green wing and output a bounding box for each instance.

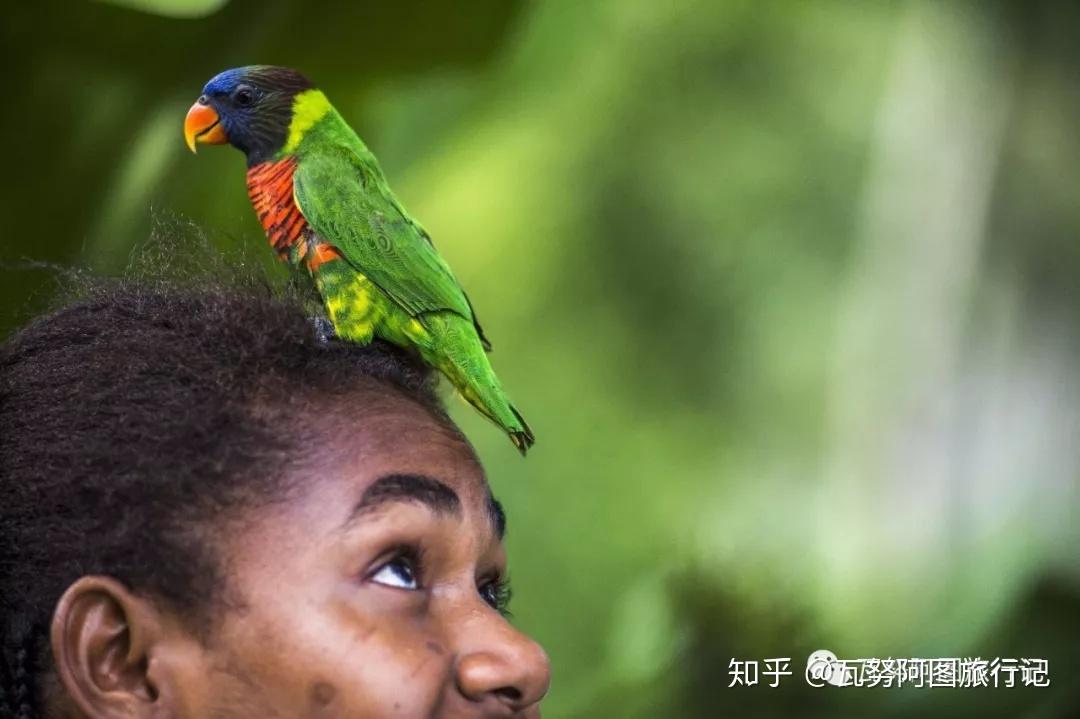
[293,147,482,332]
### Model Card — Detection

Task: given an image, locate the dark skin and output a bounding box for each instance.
[46,392,550,718]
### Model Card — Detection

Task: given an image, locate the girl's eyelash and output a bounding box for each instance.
[482,575,514,617]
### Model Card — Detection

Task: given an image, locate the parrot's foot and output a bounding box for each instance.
[310,316,336,345]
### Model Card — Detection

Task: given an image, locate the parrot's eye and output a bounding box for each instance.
[233,86,255,107]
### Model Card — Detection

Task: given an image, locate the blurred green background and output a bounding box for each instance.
[3,1,1080,716]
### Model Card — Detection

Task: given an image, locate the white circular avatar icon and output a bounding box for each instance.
[805,649,853,687]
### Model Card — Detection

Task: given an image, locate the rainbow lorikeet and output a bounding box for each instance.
[184,66,534,454]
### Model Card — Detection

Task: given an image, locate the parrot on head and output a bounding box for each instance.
[184,65,534,454]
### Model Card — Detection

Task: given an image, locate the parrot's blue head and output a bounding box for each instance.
[185,65,314,165]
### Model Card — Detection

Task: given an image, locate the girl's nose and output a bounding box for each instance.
[454,623,551,711]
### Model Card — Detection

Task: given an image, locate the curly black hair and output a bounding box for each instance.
[0,242,459,718]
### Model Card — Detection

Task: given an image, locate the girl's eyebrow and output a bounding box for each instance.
[340,473,508,540]
[343,473,461,529]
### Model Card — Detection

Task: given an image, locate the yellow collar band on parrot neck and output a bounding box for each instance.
[284,89,332,153]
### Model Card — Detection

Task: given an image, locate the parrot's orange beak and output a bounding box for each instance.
[184,100,227,153]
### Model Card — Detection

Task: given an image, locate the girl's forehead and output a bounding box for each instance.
[268,390,493,530]
[288,405,492,517]
[310,391,483,478]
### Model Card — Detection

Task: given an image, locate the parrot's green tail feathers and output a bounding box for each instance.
[468,392,534,456]
[408,312,534,456]
[508,405,535,456]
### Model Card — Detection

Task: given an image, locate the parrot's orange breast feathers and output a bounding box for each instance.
[246,157,307,260]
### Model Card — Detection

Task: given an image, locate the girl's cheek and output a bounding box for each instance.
[324,621,455,712]
[331,629,454,715]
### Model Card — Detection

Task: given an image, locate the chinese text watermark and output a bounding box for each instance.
[727,650,1050,689]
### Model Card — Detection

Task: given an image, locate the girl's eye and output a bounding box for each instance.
[370,556,419,590]
[479,578,513,616]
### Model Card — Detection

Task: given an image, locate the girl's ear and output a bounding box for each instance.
[50,575,201,718]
